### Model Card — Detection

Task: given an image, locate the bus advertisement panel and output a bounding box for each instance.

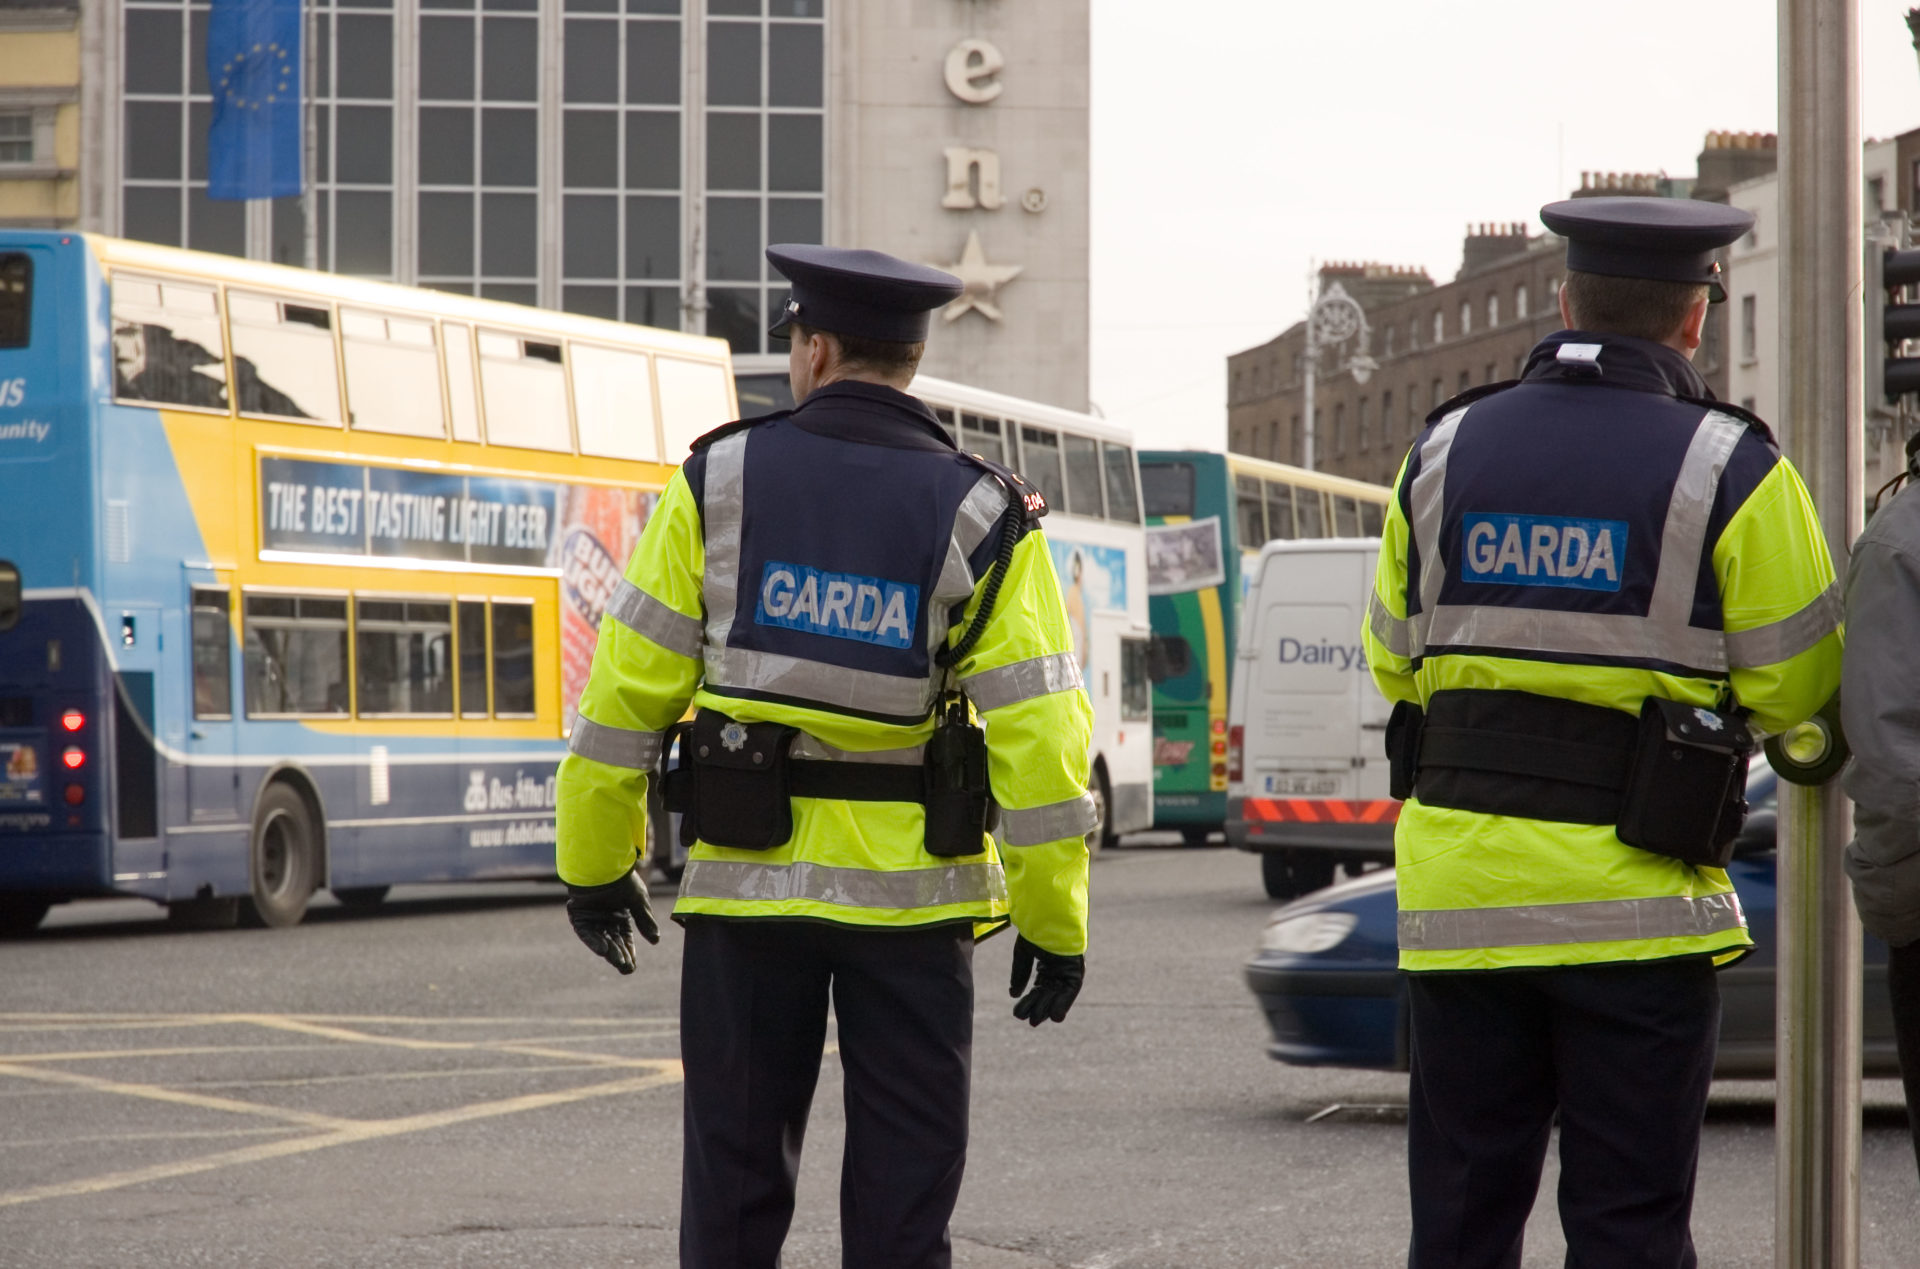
[0,232,735,935]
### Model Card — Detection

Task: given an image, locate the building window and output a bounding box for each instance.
[1458,369,1470,394]
[1407,382,1420,432]
[1431,377,1443,411]
[1487,293,1499,327]
[1458,300,1471,335]
[1289,414,1302,465]
[1333,402,1345,457]
[1515,284,1528,319]
[1380,390,1393,439]
[1383,326,1394,358]
[1869,177,1885,214]
[1432,311,1443,344]
[1740,294,1757,362]
[0,111,32,165]
[1409,318,1419,350]
[1357,397,1370,452]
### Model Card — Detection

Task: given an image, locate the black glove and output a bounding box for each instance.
[565,868,659,974]
[1008,934,1085,1026]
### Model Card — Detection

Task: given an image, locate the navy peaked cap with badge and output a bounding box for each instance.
[766,244,965,343]
[1540,197,1755,302]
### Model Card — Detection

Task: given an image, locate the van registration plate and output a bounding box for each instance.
[1264,774,1340,796]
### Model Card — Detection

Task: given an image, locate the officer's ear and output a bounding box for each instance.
[1676,294,1709,354]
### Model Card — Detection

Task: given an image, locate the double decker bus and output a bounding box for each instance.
[1136,450,1390,844]
[737,363,1155,852]
[0,233,735,934]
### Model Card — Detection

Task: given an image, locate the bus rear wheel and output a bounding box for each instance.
[0,897,50,938]
[243,784,319,929]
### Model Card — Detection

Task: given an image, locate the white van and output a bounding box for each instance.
[1226,539,1397,899]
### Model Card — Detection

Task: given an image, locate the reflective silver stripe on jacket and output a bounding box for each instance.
[680,858,1006,910]
[606,577,703,659]
[568,716,666,770]
[700,431,748,650]
[930,475,1010,665]
[997,793,1100,847]
[790,734,927,765]
[961,651,1083,712]
[1723,582,1843,668]
[1366,590,1411,660]
[1407,407,1750,672]
[1398,891,1746,952]
[705,645,935,718]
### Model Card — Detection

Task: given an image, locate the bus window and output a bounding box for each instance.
[1063,433,1104,517]
[1120,637,1152,721]
[1264,480,1296,540]
[1147,632,1192,683]
[932,407,958,444]
[444,322,482,442]
[571,343,660,461]
[1333,495,1360,536]
[458,600,489,717]
[342,310,446,438]
[1360,500,1385,537]
[190,587,232,719]
[355,598,454,717]
[1297,490,1327,537]
[479,332,573,452]
[1139,461,1194,518]
[1235,473,1265,547]
[1018,426,1066,511]
[0,254,29,348]
[491,599,536,716]
[0,560,17,631]
[1102,442,1140,523]
[657,356,733,463]
[228,292,343,423]
[960,413,1004,463]
[243,594,349,716]
[110,275,229,410]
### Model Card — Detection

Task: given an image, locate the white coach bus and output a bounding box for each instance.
[736,361,1154,853]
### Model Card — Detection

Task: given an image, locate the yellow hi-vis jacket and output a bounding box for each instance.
[554,398,1094,957]
[1362,337,1843,973]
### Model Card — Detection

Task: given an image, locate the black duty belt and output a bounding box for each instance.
[1412,689,1640,825]
[788,760,925,802]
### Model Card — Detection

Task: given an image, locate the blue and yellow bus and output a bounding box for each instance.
[1136,449,1389,843]
[0,233,735,934]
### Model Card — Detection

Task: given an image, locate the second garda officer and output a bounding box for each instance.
[1362,198,1842,1268]
[553,245,1097,1269]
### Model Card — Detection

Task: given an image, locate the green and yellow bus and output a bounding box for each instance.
[1137,450,1390,843]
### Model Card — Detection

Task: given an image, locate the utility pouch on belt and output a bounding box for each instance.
[1386,700,1424,801]
[924,692,992,858]
[672,710,799,852]
[1616,697,1752,869]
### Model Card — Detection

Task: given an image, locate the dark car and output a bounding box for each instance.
[1242,765,1900,1077]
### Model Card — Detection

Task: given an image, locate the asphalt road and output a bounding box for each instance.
[2,843,1917,1268]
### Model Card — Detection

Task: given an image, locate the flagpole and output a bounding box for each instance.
[302,0,318,271]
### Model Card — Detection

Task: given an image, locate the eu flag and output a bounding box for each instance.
[206,0,303,201]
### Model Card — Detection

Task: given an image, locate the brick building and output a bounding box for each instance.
[1228,132,1778,486]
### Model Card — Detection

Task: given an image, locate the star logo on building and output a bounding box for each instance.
[932,230,1022,323]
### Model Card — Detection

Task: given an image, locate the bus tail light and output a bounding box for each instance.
[1227,725,1244,784]
[61,747,84,770]
[61,709,85,732]
[64,783,84,805]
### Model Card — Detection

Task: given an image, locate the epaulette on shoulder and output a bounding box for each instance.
[1677,394,1777,445]
[959,450,1048,525]
[1424,379,1520,425]
[687,409,791,453]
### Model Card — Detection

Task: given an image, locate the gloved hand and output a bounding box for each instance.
[1009,934,1085,1026]
[565,868,659,974]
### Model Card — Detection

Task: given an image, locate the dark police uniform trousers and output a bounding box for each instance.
[1406,956,1719,1269]
[678,917,975,1269]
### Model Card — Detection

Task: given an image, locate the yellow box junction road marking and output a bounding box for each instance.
[0,1012,688,1210]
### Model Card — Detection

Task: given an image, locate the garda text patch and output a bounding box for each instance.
[755,562,919,649]
[1461,513,1626,592]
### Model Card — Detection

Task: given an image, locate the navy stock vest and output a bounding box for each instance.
[680,381,1013,726]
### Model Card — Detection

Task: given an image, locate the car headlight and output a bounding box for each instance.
[1259,911,1359,954]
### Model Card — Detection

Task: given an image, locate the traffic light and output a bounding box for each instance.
[1869,241,1920,403]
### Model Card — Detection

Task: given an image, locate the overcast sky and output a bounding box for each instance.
[1088,0,1920,452]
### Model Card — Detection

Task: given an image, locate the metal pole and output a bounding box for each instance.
[1302,327,1316,472]
[1776,1,1863,1265]
[302,0,318,271]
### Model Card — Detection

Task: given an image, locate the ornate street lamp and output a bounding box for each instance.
[1300,281,1376,472]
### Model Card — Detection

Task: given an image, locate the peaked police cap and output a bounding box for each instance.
[767,244,965,343]
[1539,196,1754,302]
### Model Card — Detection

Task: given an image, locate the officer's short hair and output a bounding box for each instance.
[1562,271,1711,343]
[790,322,926,379]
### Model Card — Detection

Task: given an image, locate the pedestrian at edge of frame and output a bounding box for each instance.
[1363,196,1843,1268]
[552,243,1098,1269]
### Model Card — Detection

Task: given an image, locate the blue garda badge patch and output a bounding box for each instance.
[1461,513,1627,592]
[755,562,920,649]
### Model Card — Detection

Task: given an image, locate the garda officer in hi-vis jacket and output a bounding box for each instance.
[1364,198,1842,1268]
[554,245,1096,1269]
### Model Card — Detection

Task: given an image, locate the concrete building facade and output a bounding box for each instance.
[70,0,1089,408]
[0,0,81,228]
